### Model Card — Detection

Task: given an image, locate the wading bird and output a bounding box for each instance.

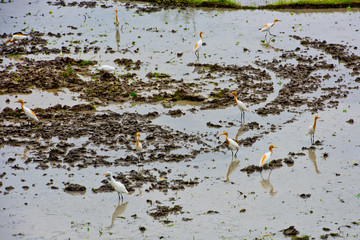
[307,115,320,144]
[104,171,128,202]
[135,132,142,153]
[259,19,281,42]
[114,9,119,28]
[219,131,240,158]
[135,131,144,163]
[93,64,115,73]
[259,145,277,167]
[231,91,249,122]
[5,34,29,44]
[15,99,39,123]
[193,31,203,60]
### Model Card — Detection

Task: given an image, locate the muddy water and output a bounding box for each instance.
[1,1,360,239]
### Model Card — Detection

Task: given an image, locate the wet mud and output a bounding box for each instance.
[1,2,360,239]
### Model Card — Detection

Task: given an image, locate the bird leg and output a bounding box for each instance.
[235,149,239,157]
[195,50,200,60]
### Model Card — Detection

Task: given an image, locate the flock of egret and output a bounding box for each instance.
[14,96,320,202]
[8,9,309,203]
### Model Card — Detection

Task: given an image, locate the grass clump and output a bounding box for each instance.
[272,0,356,5]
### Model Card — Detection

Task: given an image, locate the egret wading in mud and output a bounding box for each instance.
[231,91,249,122]
[5,34,30,44]
[114,9,119,28]
[259,19,281,42]
[135,132,144,162]
[93,64,115,73]
[259,145,277,167]
[15,99,39,123]
[307,115,320,144]
[104,171,128,202]
[193,31,203,60]
[219,131,240,158]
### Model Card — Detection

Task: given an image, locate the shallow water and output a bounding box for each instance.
[1,1,360,239]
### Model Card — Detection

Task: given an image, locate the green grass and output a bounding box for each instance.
[273,0,357,5]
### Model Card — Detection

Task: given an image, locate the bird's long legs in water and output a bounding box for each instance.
[117,192,123,203]
[232,149,239,159]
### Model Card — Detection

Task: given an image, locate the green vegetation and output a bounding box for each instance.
[273,0,357,5]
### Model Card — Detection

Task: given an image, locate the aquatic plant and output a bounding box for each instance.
[272,0,356,5]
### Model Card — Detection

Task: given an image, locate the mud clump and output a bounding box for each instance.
[148,205,183,219]
[240,159,283,175]
[114,58,142,71]
[64,183,86,192]
[281,226,300,236]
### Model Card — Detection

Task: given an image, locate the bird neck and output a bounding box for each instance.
[20,102,25,112]
[233,95,238,104]
[313,118,318,130]
[116,15,119,22]
[109,173,115,182]
[269,147,273,154]
[136,136,140,146]
[200,33,203,40]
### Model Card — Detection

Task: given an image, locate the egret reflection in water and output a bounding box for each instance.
[225,157,240,182]
[235,123,247,142]
[260,42,279,52]
[308,148,320,174]
[115,29,120,52]
[108,201,129,229]
[260,170,277,196]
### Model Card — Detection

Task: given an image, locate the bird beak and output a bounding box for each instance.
[103,173,108,176]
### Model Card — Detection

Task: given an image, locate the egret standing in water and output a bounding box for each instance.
[231,91,249,122]
[135,132,144,163]
[93,64,115,73]
[193,31,203,60]
[104,171,128,203]
[5,34,30,44]
[15,99,39,123]
[219,131,240,158]
[114,9,120,28]
[307,115,320,144]
[259,145,277,167]
[259,19,281,42]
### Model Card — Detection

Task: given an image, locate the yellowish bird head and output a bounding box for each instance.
[231,91,237,96]
[15,99,24,104]
[199,31,203,38]
[136,132,140,137]
[115,9,118,13]
[5,39,13,44]
[274,19,281,23]
[219,131,228,137]
[269,145,277,151]
[315,115,320,120]
[104,171,111,176]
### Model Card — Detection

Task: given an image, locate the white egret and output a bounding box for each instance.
[307,115,320,144]
[93,64,115,73]
[231,91,249,122]
[259,145,277,167]
[5,34,30,44]
[104,171,128,202]
[219,131,240,158]
[193,31,203,60]
[15,99,39,123]
[259,19,281,42]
